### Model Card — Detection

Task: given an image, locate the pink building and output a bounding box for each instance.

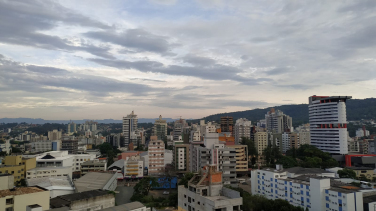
[118,151,142,160]
[148,139,165,175]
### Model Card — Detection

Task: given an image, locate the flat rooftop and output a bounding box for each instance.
[0,187,45,197]
[74,172,115,192]
[27,176,74,189]
[100,201,145,211]
[50,189,110,208]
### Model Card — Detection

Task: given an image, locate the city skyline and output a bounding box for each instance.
[1,0,375,120]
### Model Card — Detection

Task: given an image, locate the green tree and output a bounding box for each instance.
[98,142,113,155]
[178,172,194,188]
[338,168,357,179]
[276,156,298,168]
[133,177,159,196]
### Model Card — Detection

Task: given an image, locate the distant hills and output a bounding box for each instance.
[196,98,376,127]
[0,118,178,124]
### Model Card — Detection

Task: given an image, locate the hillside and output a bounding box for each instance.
[197,98,376,127]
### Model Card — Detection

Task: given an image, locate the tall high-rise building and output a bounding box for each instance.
[220,116,234,136]
[265,108,292,133]
[308,95,352,154]
[152,115,167,140]
[148,139,165,175]
[67,121,77,134]
[234,118,252,144]
[79,121,97,132]
[173,118,187,141]
[122,111,138,147]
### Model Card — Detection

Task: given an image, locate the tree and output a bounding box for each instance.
[98,142,113,155]
[11,147,21,153]
[178,172,194,188]
[276,156,298,168]
[133,177,159,196]
[358,174,369,182]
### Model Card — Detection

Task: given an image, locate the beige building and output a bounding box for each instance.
[255,131,268,155]
[152,115,168,140]
[26,166,72,180]
[348,167,376,180]
[0,156,36,185]
[48,129,62,140]
[80,159,107,175]
[227,145,249,173]
[172,141,190,173]
[148,139,165,175]
[124,156,144,178]
[0,186,50,211]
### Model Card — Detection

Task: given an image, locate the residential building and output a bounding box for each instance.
[61,140,78,154]
[360,139,370,154]
[123,111,138,147]
[0,140,11,155]
[100,201,149,211]
[265,108,293,133]
[124,156,144,179]
[152,115,168,140]
[173,118,187,141]
[295,124,311,145]
[26,166,72,180]
[79,120,97,132]
[50,189,115,210]
[309,95,352,154]
[255,131,268,156]
[106,134,121,148]
[48,129,62,140]
[0,156,36,185]
[80,159,107,175]
[27,176,75,198]
[0,174,13,190]
[148,139,165,175]
[347,166,376,181]
[178,165,242,211]
[118,151,142,160]
[234,118,252,144]
[356,127,370,137]
[172,141,189,173]
[220,116,234,136]
[67,122,77,134]
[31,140,61,153]
[74,172,117,192]
[227,145,249,175]
[348,138,360,153]
[251,165,363,211]
[0,186,50,211]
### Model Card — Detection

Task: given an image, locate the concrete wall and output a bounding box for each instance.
[0,175,14,190]
[222,187,240,198]
[70,194,115,211]
[0,189,50,211]
[50,189,75,198]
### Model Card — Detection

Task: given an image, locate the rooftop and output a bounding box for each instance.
[50,189,111,208]
[27,176,74,189]
[108,159,124,169]
[81,160,106,166]
[74,172,116,192]
[286,167,332,174]
[0,186,46,198]
[100,201,146,211]
[28,166,72,171]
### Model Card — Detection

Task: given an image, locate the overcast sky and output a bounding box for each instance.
[0,0,375,120]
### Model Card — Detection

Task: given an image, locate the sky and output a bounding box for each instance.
[0,0,375,120]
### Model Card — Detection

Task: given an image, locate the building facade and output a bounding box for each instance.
[148,139,165,175]
[255,131,268,156]
[234,118,252,144]
[48,129,62,140]
[220,116,234,136]
[61,140,78,154]
[265,108,293,133]
[0,186,50,211]
[309,96,352,154]
[152,115,168,140]
[123,111,138,147]
[124,156,144,179]
[172,141,189,174]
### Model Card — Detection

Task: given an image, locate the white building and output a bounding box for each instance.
[26,166,73,179]
[356,128,370,137]
[31,140,61,153]
[123,111,138,146]
[309,96,351,154]
[234,118,252,144]
[0,140,11,154]
[265,108,293,133]
[282,132,291,153]
[251,165,363,211]
[124,156,144,179]
[178,165,242,211]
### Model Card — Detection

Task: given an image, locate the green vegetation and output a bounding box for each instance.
[97,142,120,166]
[191,98,376,128]
[241,137,258,167]
[276,145,338,168]
[338,168,357,179]
[130,177,178,208]
[178,172,194,188]
[226,186,304,211]
[26,123,65,135]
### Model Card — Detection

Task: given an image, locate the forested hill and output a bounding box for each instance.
[197,98,376,127]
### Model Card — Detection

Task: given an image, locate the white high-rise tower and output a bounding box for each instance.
[122,111,138,147]
[308,95,352,154]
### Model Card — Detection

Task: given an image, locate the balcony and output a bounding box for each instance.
[126,172,138,175]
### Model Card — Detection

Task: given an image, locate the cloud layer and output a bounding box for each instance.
[0,0,375,119]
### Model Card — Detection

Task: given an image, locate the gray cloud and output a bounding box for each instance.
[84,28,174,53]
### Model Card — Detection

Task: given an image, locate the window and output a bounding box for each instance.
[198,201,200,205]
[6,198,14,205]
[6,208,13,211]
[188,197,191,203]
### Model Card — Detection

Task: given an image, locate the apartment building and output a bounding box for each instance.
[61,140,78,154]
[152,115,168,140]
[148,139,165,175]
[124,156,144,178]
[0,186,50,211]
[356,127,370,137]
[265,108,293,133]
[251,165,363,211]
[309,95,352,154]
[106,133,121,148]
[227,145,249,174]
[255,131,268,156]
[234,118,252,144]
[220,116,234,136]
[48,129,62,140]
[172,141,189,173]
[173,119,188,141]
[178,165,242,211]
[67,122,77,134]
[123,111,138,146]
[79,120,97,132]
[31,140,61,153]
[0,156,36,185]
